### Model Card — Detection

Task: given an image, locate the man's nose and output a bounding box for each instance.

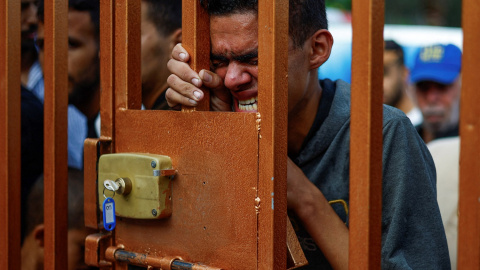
[223,62,251,91]
[425,87,442,103]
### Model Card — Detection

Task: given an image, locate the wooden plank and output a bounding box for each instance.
[114,110,259,269]
[43,1,69,269]
[458,0,480,268]
[115,0,141,110]
[349,0,384,269]
[181,0,210,112]
[257,0,289,269]
[0,1,21,269]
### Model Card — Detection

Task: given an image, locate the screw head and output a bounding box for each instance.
[151,160,157,168]
[152,209,157,216]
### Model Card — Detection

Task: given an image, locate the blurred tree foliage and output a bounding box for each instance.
[326,0,462,27]
[326,0,351,10]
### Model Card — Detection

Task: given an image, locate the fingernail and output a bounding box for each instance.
[202,71,212,83]
[194,91,203,100]
[189,99,198,105]
[179,53,186,60]
[192,78,200,87]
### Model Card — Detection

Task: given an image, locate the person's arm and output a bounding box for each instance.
[166,44,232,111]
[287,158,349,270]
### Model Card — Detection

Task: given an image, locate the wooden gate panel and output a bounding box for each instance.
[86,0,288,268]
[0,1,21,268]
[113,110,259,269]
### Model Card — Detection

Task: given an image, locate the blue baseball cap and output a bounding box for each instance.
[410,44,462,85]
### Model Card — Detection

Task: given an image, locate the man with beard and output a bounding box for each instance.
[141,0,182,110]
[165,0,450,268]
[36,0,100,167]
[410,44,461,143]
[383,40,422,126]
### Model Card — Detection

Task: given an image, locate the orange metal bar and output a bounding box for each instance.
[349,0,384,269]
[257,0,289,269]
[0,1,21,269]
[115,0,141,111]
[458,0,480,268]
[100,0,115,140]
[182,0,210,112]
[43,1,69,269]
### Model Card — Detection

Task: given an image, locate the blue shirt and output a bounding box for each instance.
[27,61,87,169]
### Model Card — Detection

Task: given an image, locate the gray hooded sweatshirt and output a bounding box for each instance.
[290,79,450,269]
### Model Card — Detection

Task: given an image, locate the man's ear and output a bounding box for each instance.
[33,224,45,248]
[169,28,182,50]
[308,29,333,70]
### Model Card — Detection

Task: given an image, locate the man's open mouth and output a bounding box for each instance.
[238,96,258,111]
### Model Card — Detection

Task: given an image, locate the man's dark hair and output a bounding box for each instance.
[23,169,85,243]
[200,0,328,48]
[142,0,182,36]
[384,40,405,66]
[38,0,100,39]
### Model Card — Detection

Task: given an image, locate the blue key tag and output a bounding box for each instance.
[103,197,116,231]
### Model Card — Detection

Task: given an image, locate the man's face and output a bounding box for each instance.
[210,12,310,114]
[36,10,100,109]
[66,10,100,108]
[21,0,38,54]
[383,51,406,107]
[414,78,461,132]
[210,13,259,112]
[140,1,173,95]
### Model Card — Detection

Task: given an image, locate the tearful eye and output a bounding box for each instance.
[211,60,227,70]
[248,59,258,66]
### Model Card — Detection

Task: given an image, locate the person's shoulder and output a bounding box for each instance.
[382,104,411,127]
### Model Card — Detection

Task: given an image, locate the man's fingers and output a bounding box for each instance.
[167,58,203,87]
[171,43,190,62]
[167,74,204,103]
[199,69,223,89]
[165,87,200,108]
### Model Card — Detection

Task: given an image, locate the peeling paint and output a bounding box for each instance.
[255,197,261,214]
[271,193,274,210]
[256,112,262,139]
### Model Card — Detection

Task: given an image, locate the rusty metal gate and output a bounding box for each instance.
[1,0,479,269]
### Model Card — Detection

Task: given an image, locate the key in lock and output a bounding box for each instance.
[97,153,174,220]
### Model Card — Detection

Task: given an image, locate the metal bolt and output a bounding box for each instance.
[151,160,157,168]
[152,209,157,216]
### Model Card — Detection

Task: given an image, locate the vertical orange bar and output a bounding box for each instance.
[43,1,69,269]
[100,0,115,139]
[182,0,210,112]
[257,0,289,269]
[84,0,116,231]
[458,0,480,268]
[349,0,384,269]
[0,0,21,269]
[115,0,141,111]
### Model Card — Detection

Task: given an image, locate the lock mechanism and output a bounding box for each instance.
[98,153,175,219]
